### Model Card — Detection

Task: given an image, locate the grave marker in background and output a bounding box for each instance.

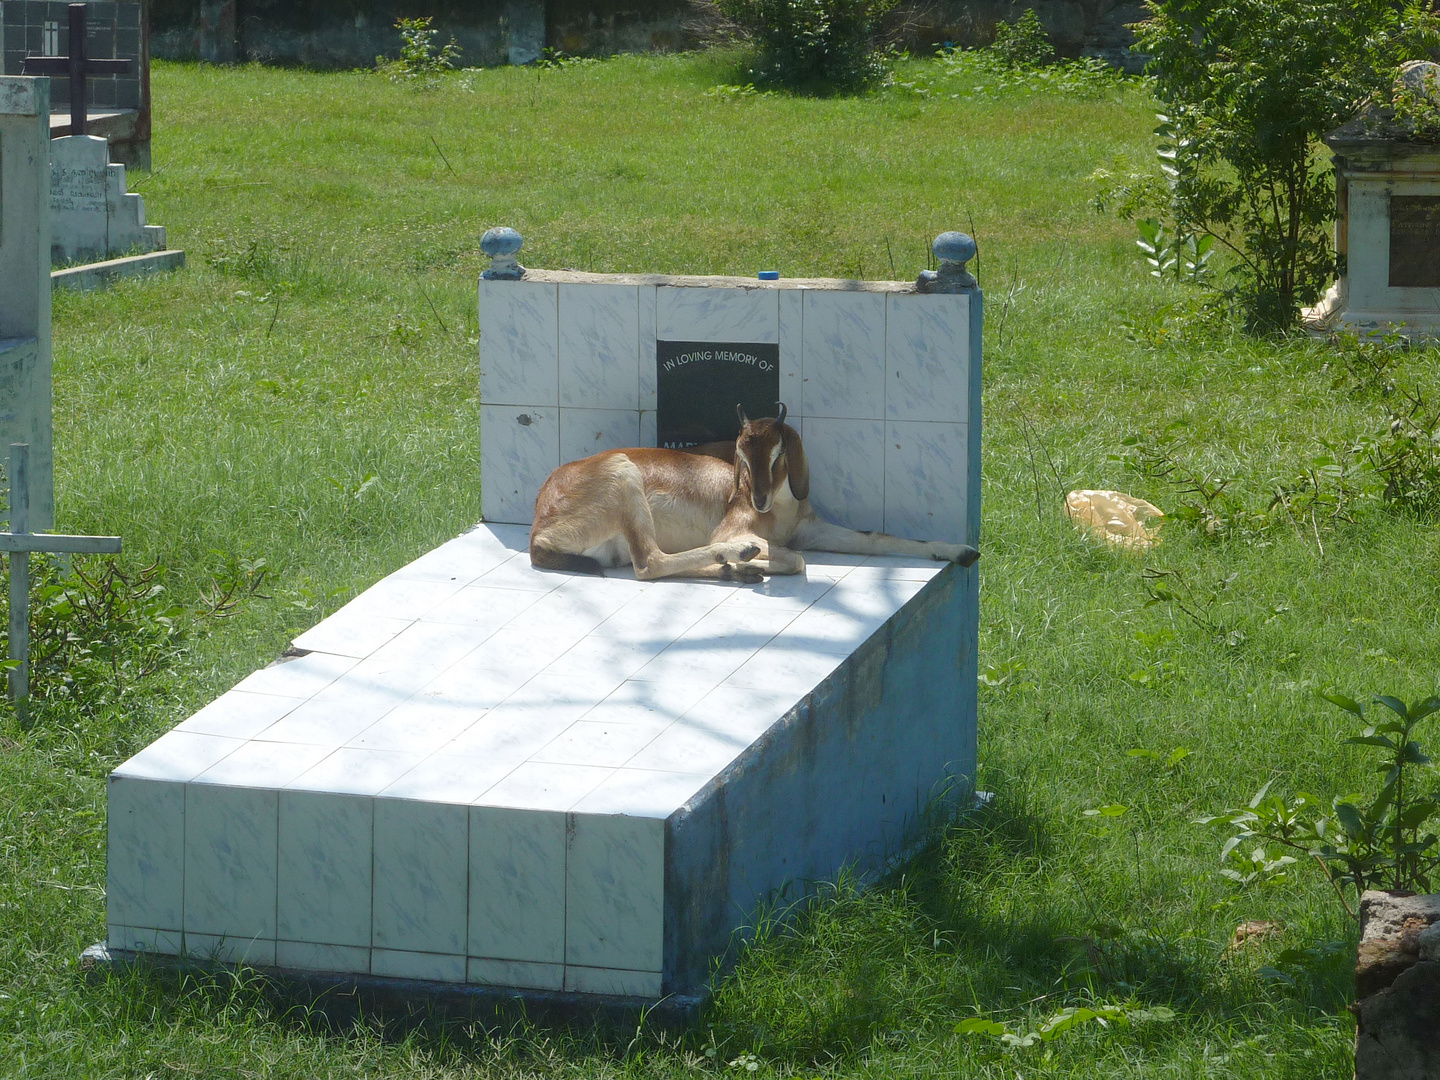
[1304,61,1440,339]
[0,75,56,531]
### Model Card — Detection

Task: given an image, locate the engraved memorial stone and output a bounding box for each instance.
[1389,195,1440,288]
[656,340,780,448]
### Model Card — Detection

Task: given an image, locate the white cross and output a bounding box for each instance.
[0,443,120,726]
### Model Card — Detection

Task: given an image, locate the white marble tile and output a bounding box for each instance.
[468,806,566,964]
[389,527,517,584]
[639,409,657,447]
[421,582,541,630]
[107,924,183,955]
[112,731,242,783]
[718,573,835,610]
[657,285,779,343]
[543,634,668,683]
[183,784,277,940]
[638,287,658,410]
[366,620,499,682]
[474,550,567,593]
[631,604,797,686]
[624,718,756,775]
[251,694,390,747]
[276,940,370,974]
[721,642,849,696]
[468,957,564,991]
[287,749,424,796]
[290,613,411,659]
[817,574,931,616]
[233,651,357,700]
[445,673,621,763]
[885,292,971,423]
[850,556,946,581]
[566,814,663,971]
[558,284,640,410]
[794,417,885,533]
[564,965,662,997]
[108,776,185,932]
[884,421,969,543]
[480,403,559,526]
[276,791,371,947]
[560,407,640,465]
[801,290,886,419]
[479,279,558,407]
[403,662,534,725]
[679,685,807,737]
[192,740,333,788]
[531,719,668,768]
[572,768,710,818]
[346,696,486,754]
[371,948,466,984]
[778,287,803,415]
[175,691,305,740]
[379,751,516,805]
[372,799,469,956]
[766,606,891,656]
[478,761,614,812]
[182,931,276,967]
[332,575,467,623]
[585,679,712,727]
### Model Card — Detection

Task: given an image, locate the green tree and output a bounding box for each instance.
[1135,0,1440,331]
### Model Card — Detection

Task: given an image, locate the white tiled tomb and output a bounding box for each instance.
[107,524,978,996]
[108,264,981,998]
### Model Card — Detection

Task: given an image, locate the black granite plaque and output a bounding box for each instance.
[656,340,780,449]
[1390,196,1440,288]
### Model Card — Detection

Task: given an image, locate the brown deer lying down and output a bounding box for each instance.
[529,403,980,582]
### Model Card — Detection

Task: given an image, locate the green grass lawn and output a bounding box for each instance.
[3,49,1437,1078]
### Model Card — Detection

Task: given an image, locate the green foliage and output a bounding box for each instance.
[713,0,897,91]
[376,17,461,88]
[1136,218,1214,285]
[933,46,1133,100]
[956,1002,1175,1050]
[990,8,1054,69]
[0,554,269,711]
[1135,0,1440,331]
[1199,692,1440,917]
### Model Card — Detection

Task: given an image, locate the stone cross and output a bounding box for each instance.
[0,443,120,724]
[22,4,132,138]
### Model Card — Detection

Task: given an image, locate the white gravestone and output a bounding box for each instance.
[0,76,56,530]
[49,132,164,266]
[1305,61,1440,340]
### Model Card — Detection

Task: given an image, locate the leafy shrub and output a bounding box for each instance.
[1199,692,1440,918]
[0,553,269,715]
[1134,0,1440,332]
[990,8,1052,69]
[932,47,1132,101]
[376,17,461,88]
[714,0,897,91]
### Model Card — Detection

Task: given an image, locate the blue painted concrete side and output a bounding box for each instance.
[662,562,979,993]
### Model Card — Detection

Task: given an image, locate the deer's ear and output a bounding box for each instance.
[782,424,809,502]
[736,404,749,426]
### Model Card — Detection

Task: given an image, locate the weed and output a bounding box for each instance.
[1199,692,1440,918]
[990,8,1053,69]
[376,17,461,88]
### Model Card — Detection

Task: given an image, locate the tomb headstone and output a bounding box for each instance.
[0,76,56,531]
[49,131,164,265]
[1304,61,1440,339]
[92,228,983,1004]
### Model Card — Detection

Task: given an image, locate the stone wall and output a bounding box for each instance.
[149,0,1148,70]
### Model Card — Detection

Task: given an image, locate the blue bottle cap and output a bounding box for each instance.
[758,270,780,280]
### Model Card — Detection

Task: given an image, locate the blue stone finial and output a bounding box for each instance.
[916,230,978,293]
[481,226,525,280]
